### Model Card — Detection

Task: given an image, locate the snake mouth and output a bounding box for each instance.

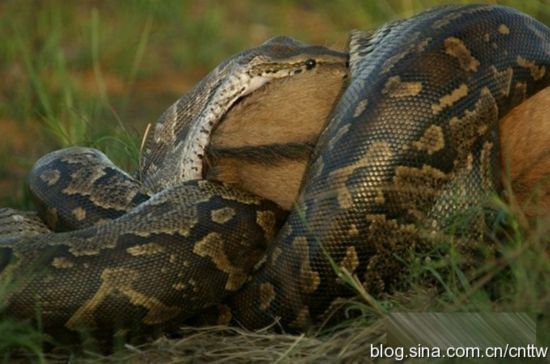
[184,52,349,182]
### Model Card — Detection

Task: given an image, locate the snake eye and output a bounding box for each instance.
[305,59,316,70]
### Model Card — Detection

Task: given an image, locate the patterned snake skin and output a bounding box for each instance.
[0,5,549,342]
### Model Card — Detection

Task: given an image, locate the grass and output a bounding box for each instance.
[0,0,549,362]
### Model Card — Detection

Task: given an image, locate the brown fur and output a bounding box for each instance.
[207,65,550,217]
[206,61,347,209]
[500,86,550,218]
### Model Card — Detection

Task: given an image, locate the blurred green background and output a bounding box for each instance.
[1,0,549,208]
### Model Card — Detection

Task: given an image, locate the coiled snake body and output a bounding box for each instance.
[1,5,549,341]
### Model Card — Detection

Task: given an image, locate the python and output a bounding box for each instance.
[0,4,549,344]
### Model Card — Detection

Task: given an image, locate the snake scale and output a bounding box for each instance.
[1,5,549,343]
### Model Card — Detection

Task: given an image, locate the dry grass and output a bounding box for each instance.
[78,323,384,364]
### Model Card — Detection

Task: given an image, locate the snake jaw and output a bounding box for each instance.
[179,58,329,182]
